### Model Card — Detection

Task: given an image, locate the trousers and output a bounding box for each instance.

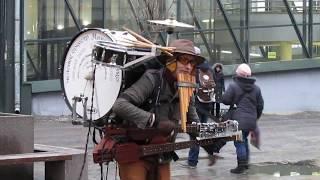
[119,159,170,180]
[234,130,250,161]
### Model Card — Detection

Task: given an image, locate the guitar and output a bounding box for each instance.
[93,122,241,164]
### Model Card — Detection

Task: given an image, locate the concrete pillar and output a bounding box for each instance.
[279,41,292,60]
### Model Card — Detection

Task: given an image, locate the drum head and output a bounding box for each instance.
[61,29,122,120]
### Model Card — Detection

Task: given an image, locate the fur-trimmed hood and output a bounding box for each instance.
[213,63,223,70]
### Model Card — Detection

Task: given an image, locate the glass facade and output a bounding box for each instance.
[23,0,320,82]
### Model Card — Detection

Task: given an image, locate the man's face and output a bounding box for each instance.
[174,54,197,77]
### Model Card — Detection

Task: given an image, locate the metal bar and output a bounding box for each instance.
[26,50,40,76]
[157,0,166,45]
[245,0,250,62]
[127,0,149,38]
[308,0,313,57]
[213,0,217,61]
[240,1,245,58]
[64,0,81,31]
[185,0,214,61]
[282,0,310,58]
[102,0,105,28]
[14,0,21,113]
[24,37,72,44]
[176,0,181,41]
[259,46,267,58]
[216,0,247,63]
[302,0,307,43]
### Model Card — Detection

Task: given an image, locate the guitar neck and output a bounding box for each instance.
[141,135,237,157]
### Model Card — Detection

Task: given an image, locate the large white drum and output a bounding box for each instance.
[61,28,134,120]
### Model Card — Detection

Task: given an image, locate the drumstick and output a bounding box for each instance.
[122,38,175,52]
[119,38,175,56]
[122,26,174,56]
[122,26,153,45]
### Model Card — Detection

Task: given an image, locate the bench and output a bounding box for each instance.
[0,144,87,180]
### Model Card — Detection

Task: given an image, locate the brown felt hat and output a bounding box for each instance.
[158,39,205,65]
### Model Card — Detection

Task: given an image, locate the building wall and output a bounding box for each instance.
[32,69,320,116]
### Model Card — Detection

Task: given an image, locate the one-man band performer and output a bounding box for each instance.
[112,39,204,180]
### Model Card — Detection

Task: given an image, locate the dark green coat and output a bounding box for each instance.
[112,69,199,130]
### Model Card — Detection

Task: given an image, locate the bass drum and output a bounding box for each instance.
[61,28,127,121]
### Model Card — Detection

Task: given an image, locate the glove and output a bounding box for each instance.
[157,120,176,137]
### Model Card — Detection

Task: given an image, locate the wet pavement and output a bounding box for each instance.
[34,112,320,180]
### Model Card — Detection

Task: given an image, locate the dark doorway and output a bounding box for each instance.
[0,0,15,113]
[0,0,6,111]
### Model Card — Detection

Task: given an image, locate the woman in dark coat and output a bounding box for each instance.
[222,63,264,174]
[212,63,225,119]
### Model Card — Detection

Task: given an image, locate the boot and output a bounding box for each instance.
[208,154,217,166]
[230,160,248,174]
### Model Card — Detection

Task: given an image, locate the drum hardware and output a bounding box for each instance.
[71,95,88,125]
[62,29,122,121]
[192,120,241,140]
[148,17,194,46]
[92,40,160,70]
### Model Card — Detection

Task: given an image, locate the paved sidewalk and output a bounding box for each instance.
[34,112,320,180]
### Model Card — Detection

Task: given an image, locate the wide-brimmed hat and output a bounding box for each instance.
[158,39,205,65]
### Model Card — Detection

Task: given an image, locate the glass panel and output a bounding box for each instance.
[24,40,68,81]
[249,26,304,63]
[212,29,242,65]
[313,24,320,58]
[220,0,242,28]
[250,0,292,26]
[23,0,98,81]
[22,0,320,81]
[287,0,306,25]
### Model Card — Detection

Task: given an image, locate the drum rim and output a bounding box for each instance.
[60,28,115,121]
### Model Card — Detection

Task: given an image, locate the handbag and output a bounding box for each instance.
[221,105,236,121]
[221,92,248,121]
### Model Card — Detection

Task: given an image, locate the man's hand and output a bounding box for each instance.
[157,120,176,137]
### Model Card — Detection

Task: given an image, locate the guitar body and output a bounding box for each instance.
[93,126,169,164]
[114,143,140,163]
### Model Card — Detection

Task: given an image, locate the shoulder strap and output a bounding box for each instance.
[152,69,164,107]
[230,89,250,109]
[149,69,164,127]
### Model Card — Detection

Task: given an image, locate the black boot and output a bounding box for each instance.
[230,160,248,174]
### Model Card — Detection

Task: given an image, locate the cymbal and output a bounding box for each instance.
[148,19,194,28]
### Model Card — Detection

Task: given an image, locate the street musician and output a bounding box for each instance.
[112,39,204,180]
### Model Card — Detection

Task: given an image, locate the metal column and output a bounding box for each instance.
[308,0,313,57]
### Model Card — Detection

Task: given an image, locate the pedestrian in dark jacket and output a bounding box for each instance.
[184,56,216,168]
[213,63,225,119]
[112,39,204,180]
[222,63,264,174]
